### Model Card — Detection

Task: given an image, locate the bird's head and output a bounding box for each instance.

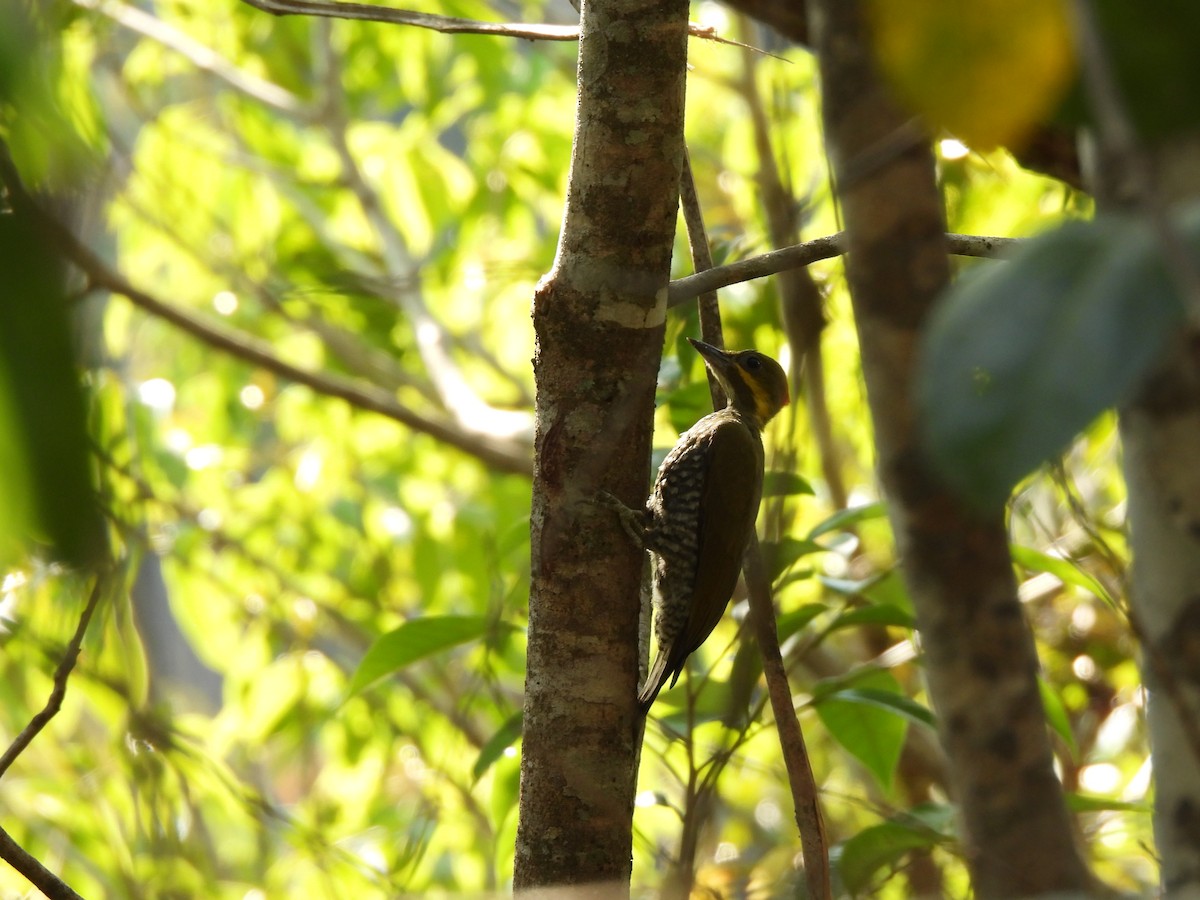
[688,337,790,429]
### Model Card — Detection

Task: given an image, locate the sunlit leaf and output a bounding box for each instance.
[814,671,909,790]
[762,536,823,581]
[829,605,917,632]
[1039,677,1076,754]
[1012,544,1114,606]
[777,603,828,642]
[868,0,1074,149]
[837,803,955,895]
[348,615,504,696]
[837,819,941,895]
[831,687,937,729]
[473,712,523,782]
[807,502,887,541]
[762,470,814,497]
[1066,793,1151,814]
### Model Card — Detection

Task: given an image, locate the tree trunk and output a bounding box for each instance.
[513,0,690,892]
[1100,135,1200,898]
[805,1,1095,895]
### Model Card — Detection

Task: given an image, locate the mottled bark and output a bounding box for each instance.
[513,0,689,891]
[806,1,1094,895]
[1099,135,1200,896]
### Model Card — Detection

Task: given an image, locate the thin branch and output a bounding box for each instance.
[75,0,306,115]
[667,231,1020,307]
[312,23,534,443]
[735,25,847,510]
[240,0,580,40]
[0,824,85,900]
[0,574,107,780]
[744,541,831,899]
[238,0,782,55]
[677,142,831,900]
[0,145,532,476]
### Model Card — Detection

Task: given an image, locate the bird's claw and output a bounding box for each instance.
[592,491,647,547]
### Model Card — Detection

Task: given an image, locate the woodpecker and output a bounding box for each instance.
[636,337,790,712]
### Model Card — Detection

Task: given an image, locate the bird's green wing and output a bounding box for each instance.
[676,417,762,662]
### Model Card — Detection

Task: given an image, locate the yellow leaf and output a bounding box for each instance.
[867,0,1076,150]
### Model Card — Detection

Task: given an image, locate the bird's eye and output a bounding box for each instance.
[744,355,762,371]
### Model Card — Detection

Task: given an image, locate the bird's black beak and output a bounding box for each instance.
[687,337,735,374]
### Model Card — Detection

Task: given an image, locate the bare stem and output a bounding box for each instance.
[0,574,108,780]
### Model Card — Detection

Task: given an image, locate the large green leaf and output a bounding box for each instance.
[837,803,955,895]
[919,215,1185,509]
[814,671,909,790]
[348,615,504,696]
[0,196,103,567]
[838,820,940,896]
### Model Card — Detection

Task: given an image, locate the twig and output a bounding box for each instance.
[0,824,85,900]
[676,142,831,900]
[238,0,784,55]
[735,25,847,510]
[74,0,305,115]
[312,24,535,443]
[743,541,830,898]
[667,231,1019,307]
[0,575,108,780]
[240,0,579,40]
[0,144,532,476]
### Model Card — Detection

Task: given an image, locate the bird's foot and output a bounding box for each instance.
[592,491,648,547]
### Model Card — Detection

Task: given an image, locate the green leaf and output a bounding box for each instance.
[814,671,909,790]
[1090,0,1200,140]
[1011,544,1114,606]
[832,688,937,729]
[473,712,523,782]
[762,537,823,581]
[919,215,1185,509]
[762,470,814,497]
[0,201,103,567]
[837,819,943,896]
[662,380,713,435]
[807,502,887,540]
[1066,792,1150,814]
[1038,676,1076,754]
[777,603,829,642]
[829,604,917,632]
[348,615,500,695]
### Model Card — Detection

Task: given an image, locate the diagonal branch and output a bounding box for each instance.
[311,23,535,443]
[239,0,580,40]
[75,0,306,115]
[667,231,1020,307]
[680,144,830,900]
[0,574,107,780]
[0,824,84,900]
[0,145,532,476]
[238,0,780,55]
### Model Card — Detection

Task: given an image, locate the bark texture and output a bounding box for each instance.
[513,0,689,891]
[806,1,1094,895]
[1102,137,1200,897]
